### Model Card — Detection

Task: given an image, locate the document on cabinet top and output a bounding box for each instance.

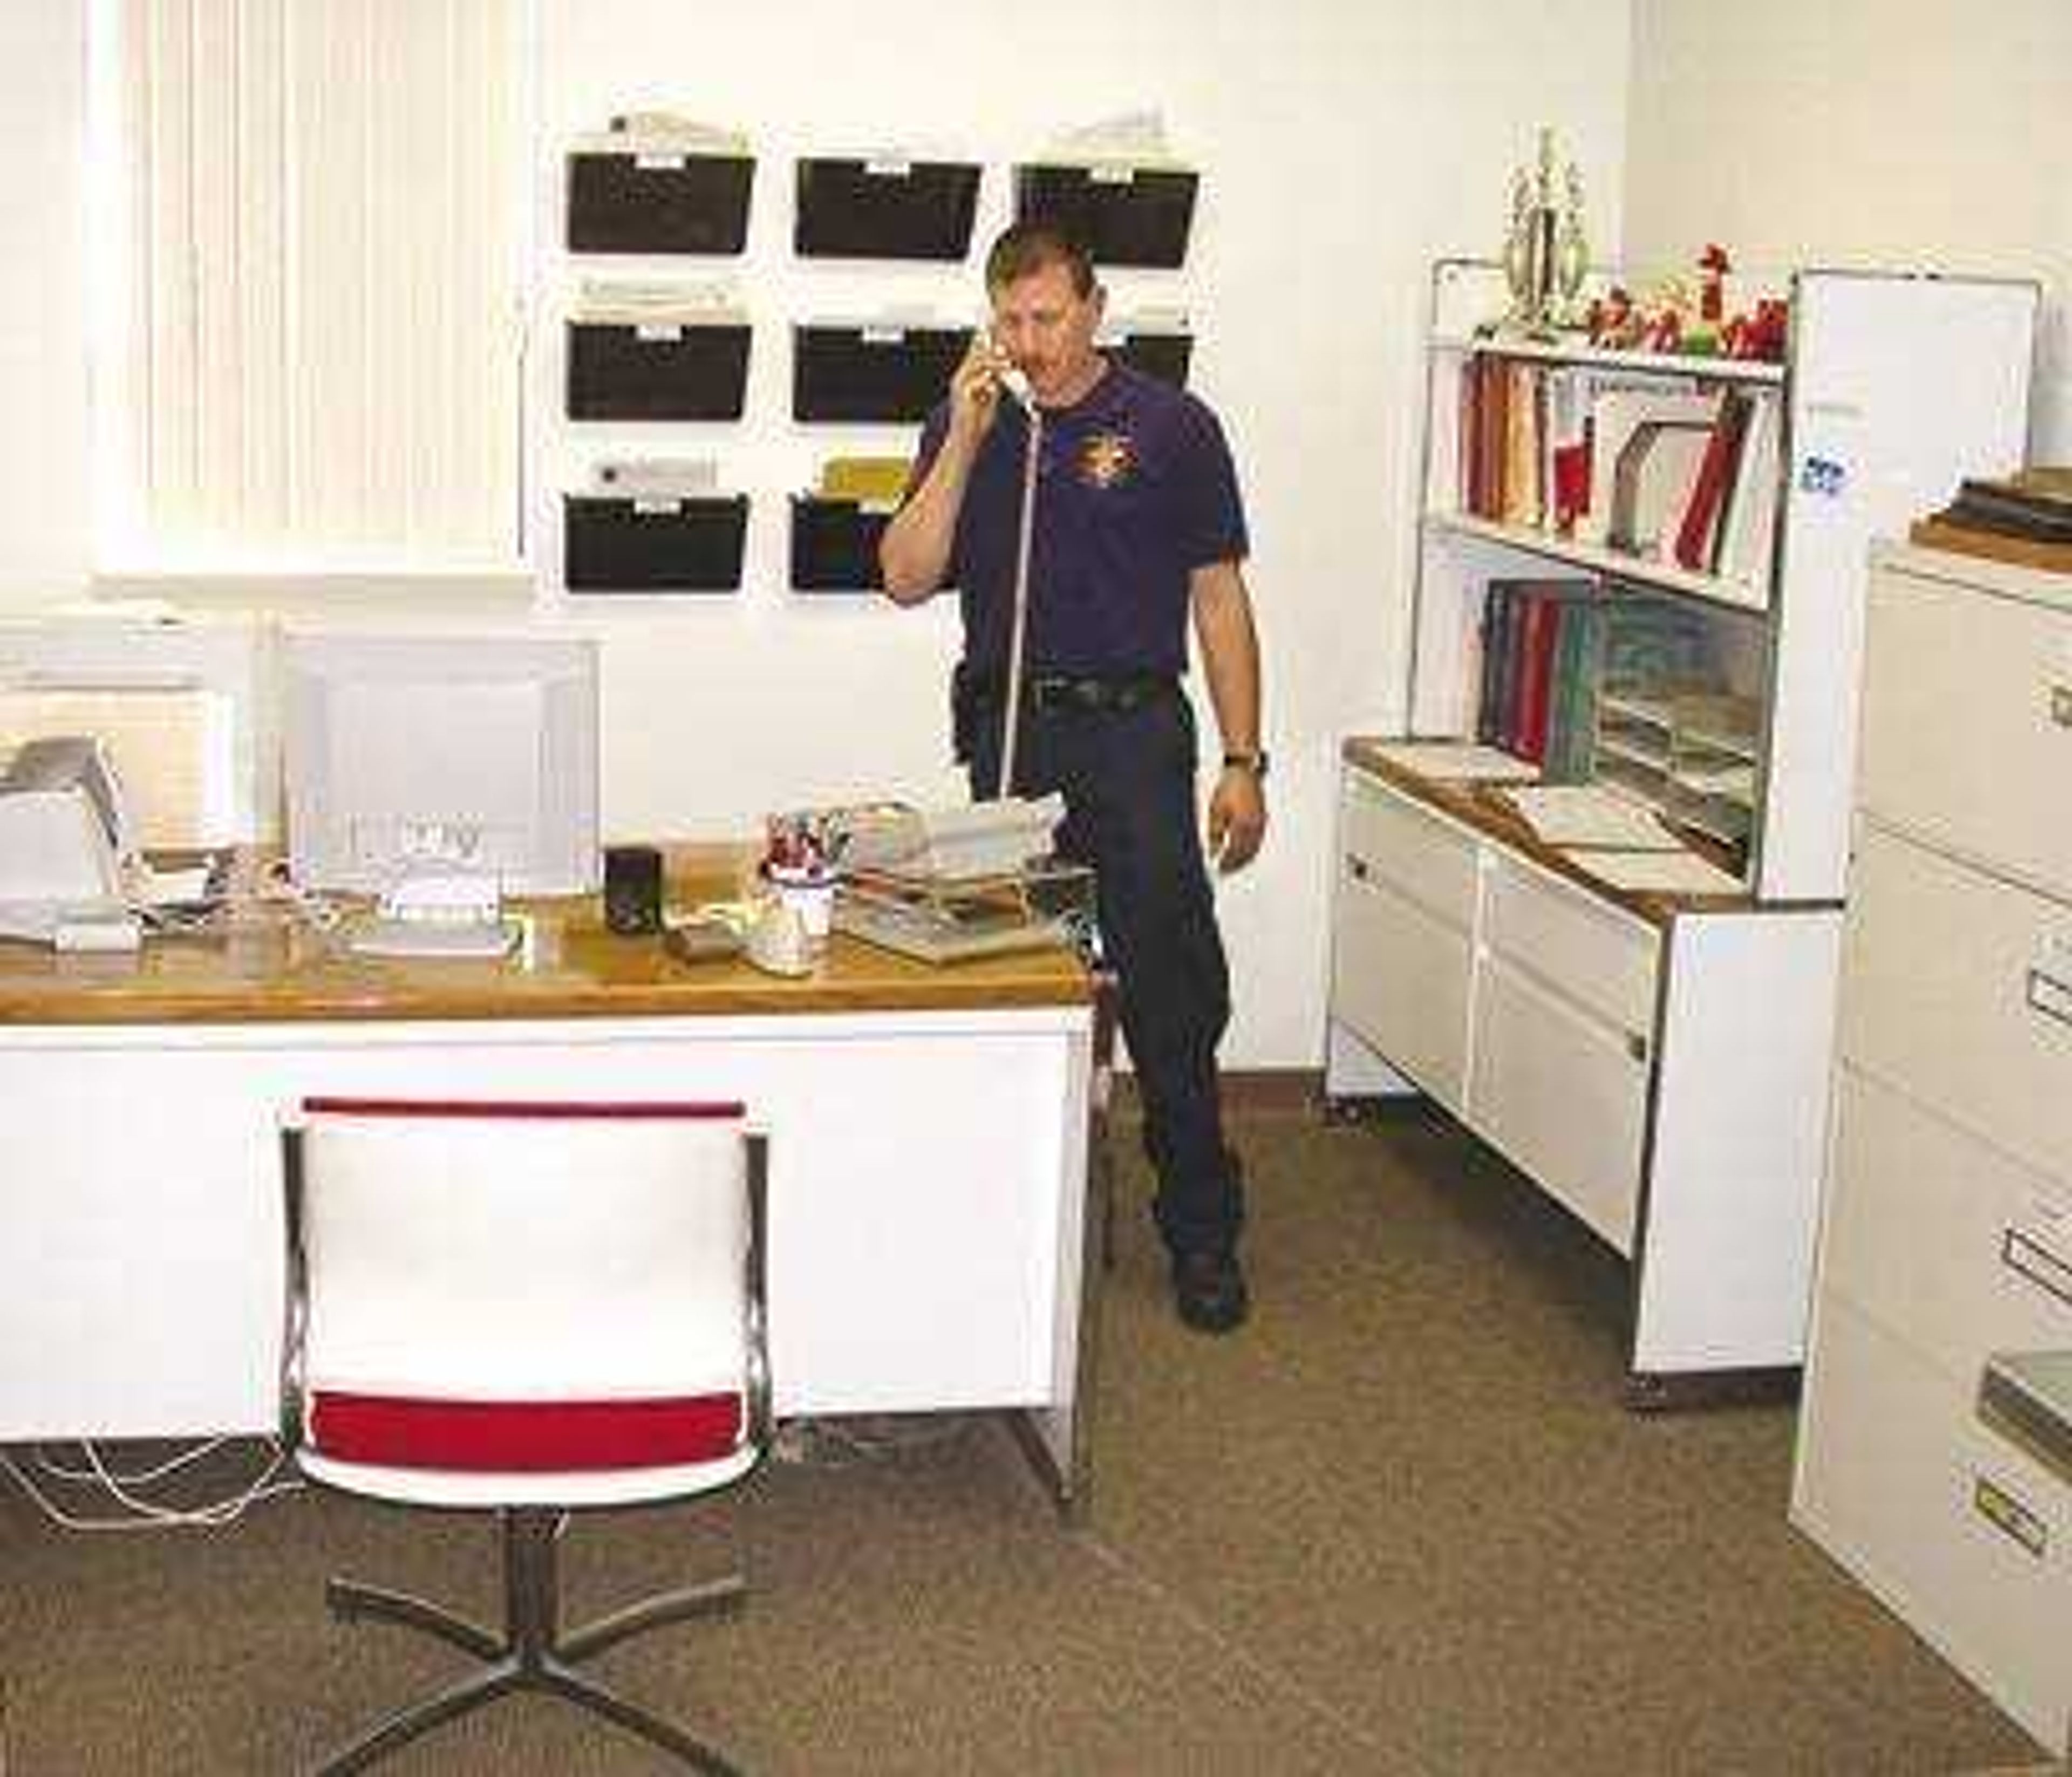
[1500,784,1681,851]
[1564,846,1743,896]
[1366,741,1541,783]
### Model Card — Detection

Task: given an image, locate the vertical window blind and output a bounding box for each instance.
[94,0,524,573]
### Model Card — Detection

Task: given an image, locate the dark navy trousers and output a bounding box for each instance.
[967,681,1245,1260]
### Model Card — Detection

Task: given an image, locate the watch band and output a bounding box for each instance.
[1223,749,1269,780]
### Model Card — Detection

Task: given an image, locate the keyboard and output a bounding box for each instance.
[347,918,521,961]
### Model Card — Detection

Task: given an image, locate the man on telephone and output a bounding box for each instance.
[880,220,1266,1334]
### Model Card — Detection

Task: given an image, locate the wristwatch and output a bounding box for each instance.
[1222,749,1270,781]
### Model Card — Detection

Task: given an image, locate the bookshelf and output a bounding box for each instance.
[1327,259,2039,1396]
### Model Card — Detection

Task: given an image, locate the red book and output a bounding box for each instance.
[1672,388,1751,571]
[1514,592,1562,763]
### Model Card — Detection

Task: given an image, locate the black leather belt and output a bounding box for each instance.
[1000,672,1178,714]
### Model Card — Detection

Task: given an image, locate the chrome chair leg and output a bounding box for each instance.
[537,1658,747,1777]
[312,1658,522,1776]
[315,1510,748,1772]
[558,1574,746,1663]
[325,1576,504,1661]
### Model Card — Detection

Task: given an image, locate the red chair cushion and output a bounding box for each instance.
[310,1390,744,1472]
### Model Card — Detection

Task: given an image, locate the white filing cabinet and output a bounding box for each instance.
[1793,542,2072,1754]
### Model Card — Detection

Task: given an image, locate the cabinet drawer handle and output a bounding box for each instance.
[1626,1031,1649,1064]
[1347,855,1372,884]
[2052,684,2072,729]
[2028,967,2072,1029]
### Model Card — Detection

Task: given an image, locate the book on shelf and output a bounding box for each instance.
[1474,579,1593,768]
[1572,385,1707,545]
[1671,387,1754,571]
[1607,417,1713,557]
[1710,389,1780,587]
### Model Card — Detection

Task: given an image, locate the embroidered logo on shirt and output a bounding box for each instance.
[1076,431,1137,490]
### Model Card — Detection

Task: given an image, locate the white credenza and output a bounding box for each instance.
[1793,542,2072,1754]
[1331,747,1842,1395]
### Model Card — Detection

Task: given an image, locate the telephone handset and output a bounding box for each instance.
[997,363,1034,411]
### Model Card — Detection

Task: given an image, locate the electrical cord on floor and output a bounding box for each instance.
[1,1438,302,1532]
[771,1414,979,1469]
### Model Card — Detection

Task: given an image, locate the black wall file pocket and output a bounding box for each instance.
[1110,330,1193,388]
[565,322,751,420]
[794,158,982,261]
[1013,163,1198,268]
[792,324,972,423]
[563,494,748,594]
[566,151,754,255]
[789,497,894,593]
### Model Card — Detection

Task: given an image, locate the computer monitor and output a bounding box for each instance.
[283,632,601,898]
[0,610,272,848]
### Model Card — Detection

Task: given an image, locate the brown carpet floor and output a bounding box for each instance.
[0,1103,2048,1774]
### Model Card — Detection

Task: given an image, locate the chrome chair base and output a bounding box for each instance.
[313,1508,747,1775]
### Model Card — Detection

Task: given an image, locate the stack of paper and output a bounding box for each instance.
[1566,849,1743,895]
[817,458,912,505]
[1368,741,1541,784]
[580,114,749,158]
[588,459,720,499]
[573,279,744,327]
[1501,784,1680,850]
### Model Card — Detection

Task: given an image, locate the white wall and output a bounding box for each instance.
[538,0,1632,1064]
[1624,0,2071,460]
[0,0,1634,1066]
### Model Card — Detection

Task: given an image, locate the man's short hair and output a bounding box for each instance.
[985,221,1096,298]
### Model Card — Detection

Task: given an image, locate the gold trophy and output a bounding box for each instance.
[1502,128,1587,336]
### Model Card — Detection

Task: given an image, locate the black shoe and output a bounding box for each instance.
[1171,1249,1249,1334]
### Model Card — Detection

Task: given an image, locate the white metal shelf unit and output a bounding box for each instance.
[1408,258,2040,904]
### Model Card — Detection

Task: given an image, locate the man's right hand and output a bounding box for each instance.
[947,333,1013,448]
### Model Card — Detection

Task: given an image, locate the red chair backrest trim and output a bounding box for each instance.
[310,1390,745,1472]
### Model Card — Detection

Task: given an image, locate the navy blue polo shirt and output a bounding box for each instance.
[909,361,1249,678]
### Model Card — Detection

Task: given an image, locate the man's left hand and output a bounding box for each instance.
[1207,767,1267,873]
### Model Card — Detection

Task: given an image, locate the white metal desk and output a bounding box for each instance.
[0,848,1105,1515]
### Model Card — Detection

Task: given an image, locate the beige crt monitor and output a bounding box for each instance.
[282,632,602,898]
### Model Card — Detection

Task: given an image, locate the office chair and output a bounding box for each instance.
[280,1096,771,1776]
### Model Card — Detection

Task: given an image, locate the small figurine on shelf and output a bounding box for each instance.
[1587,285,1639,350]
[1698,243,1730,323]
[1722,297,1790,363]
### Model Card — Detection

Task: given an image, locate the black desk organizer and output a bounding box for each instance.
[566,322,752,420]
[566,151,754,254]
[789,496,896,593]
[1014,163,1197,269]
[794,158,981,261]
[563,494,748,593]
[793,324,972,423]
[1110,331,1192,388]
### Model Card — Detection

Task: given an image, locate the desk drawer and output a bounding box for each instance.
[1861,563,2072,900]
[1468,953,1647,1255]
[1341,771,1477,932]
[1796,1292,2072,1754]
[1484,851,1659,1037]
[1823,1064,2072,1389]
[1841,822,2072,1182]
[1332,856,1471,1113]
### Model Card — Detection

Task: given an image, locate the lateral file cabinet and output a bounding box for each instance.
[1793,543,2072,1754]
[1332,751,1842,1392]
